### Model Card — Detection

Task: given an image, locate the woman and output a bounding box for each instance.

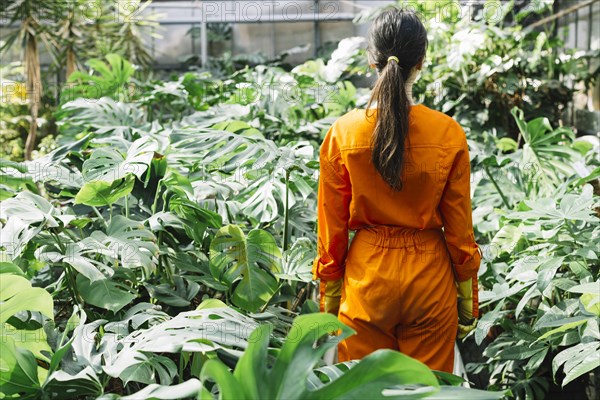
[312,8,482,373]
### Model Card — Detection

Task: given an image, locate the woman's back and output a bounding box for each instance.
[319,104,473,233]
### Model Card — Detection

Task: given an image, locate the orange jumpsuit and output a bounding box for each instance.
[312,105,482,373]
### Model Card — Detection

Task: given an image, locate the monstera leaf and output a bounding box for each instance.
[90,215,158,274]
[276,238,315,282]
[511,107,581,192]
[76,275,137,313]
[57,97,149,139]
[36,238,109,282]
[167,125,278,173]
[0,191,63,227]
[209,225,282,312]
[0,216,43,261]
[97,380,202,400]
[103,306,259,383]
[75,175,135,206]
[82,137,158,183]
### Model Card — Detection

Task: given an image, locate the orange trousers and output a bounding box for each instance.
[336,225,458,373]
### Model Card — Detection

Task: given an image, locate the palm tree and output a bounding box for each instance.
[0,0,61,160]
[1,0,162,160]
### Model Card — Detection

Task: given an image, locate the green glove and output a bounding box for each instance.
[324,278,343,316]
[457,279,477,339]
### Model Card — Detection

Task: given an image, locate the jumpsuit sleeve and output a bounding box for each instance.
[439,123,482,317]
[312,124,352,284]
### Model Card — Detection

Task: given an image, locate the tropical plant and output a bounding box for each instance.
[465,109,599,398]
[81,0,163,69]
[60,53,136,104]
[199,312,505,399]
[0,0,62,160]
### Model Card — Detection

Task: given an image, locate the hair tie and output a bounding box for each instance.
[387,56,400,64]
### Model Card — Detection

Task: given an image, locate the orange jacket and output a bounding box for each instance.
[312,105,482,315]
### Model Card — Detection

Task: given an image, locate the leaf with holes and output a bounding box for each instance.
[209,225,282,312]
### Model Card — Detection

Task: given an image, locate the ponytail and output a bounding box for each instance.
[365,8,428,192]
[366,58,410,191]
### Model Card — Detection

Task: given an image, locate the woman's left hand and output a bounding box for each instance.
[324,278,343,316]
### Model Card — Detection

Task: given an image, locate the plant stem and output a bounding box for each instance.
[157,230,174,285]
[65,265,83,306]
[283,169,290,252]
[92,206,108,229]
[151,179,164,214]
[484,165,510,208]
[259,282,284,313]
[124,194,129,219]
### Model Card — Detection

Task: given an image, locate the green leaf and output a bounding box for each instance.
[92,215,158,272]
[232,324,271,399]
[0,191,61,227]
[312,349,439,399]
[475,301,506,345]
[36,239,107,282]
[525,348,548,377]
[553,341,600,387]
[0,274,54,323]
[535,319,588,342]
[0,337,41,397]
[276,238,315,282]
[119,353,177,386]
[200,359,246,399]
[198,312,453,399]
[510,107,581,192]
[566,281,600,316]
[0,262,25,276]
[43,366,103,399]
[210,225,282,312]
[433,370,467,386]
[169,196,223,244]
[580,293,600,316]
[47,307,82,376]
[424,386,506,399]
[562,350,600,387]
[499,345,546,361]
[269,313,354,399]
[1,324,51,362]
[75,175,135,206]
[143,277,200,307]
[568,281,600,294]
[82,137,157,183]
[491,224,522,254]
[536,257,565,293]
[496,137,518,152]
[76,275,137,313]
[196,299,228,310]
[104,307,259,381]
[104,379,202,400]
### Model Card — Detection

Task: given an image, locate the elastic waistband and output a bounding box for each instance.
[354,225,445,249]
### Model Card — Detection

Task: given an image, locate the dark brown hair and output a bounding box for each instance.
[366,8,428,191]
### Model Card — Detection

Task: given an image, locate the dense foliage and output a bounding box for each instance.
[1,0,598,399]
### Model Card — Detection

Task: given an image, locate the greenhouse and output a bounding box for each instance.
[0,0,599,399]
